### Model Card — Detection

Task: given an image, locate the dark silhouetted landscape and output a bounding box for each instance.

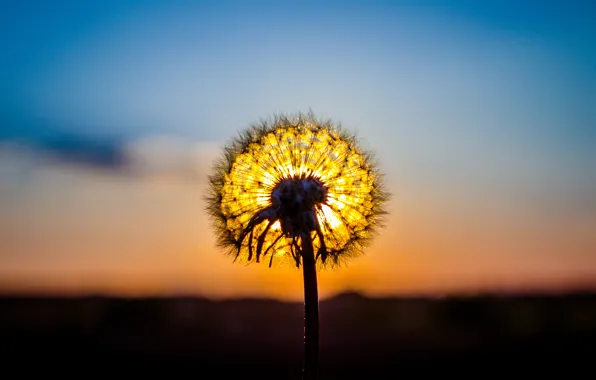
[1,292,595,378]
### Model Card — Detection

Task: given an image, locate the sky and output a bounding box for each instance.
[1,0,595,300]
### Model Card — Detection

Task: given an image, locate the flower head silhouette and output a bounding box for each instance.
[205,112,388,380]
[206,112,388,269]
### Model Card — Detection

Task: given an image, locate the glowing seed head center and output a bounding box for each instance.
[271,175,328,238]
[206,113,389,268]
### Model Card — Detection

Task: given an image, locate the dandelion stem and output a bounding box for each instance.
[301,231,319,380]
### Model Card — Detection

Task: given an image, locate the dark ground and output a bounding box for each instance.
[1,292,595,378]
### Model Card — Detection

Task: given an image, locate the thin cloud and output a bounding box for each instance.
[0,118,221,181]
[1,113,130,171]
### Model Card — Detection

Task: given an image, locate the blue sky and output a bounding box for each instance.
[3,0,592,199]
[3,1,594,141]
[1,0,595,296]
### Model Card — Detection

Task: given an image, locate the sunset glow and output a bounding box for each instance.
[209,115,386,268]
[1,1,595,299]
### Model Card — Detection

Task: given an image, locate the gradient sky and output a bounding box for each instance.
[1,0,595,300]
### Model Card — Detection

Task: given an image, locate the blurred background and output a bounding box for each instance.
[1,0,595,376]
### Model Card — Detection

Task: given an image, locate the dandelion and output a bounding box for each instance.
[206,112,388,379]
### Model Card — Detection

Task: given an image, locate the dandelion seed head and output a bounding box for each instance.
[206,112,388,268]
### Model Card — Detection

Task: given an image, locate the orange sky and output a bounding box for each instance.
[1,142,594,300]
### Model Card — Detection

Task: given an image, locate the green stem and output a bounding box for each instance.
[301,232,319,380]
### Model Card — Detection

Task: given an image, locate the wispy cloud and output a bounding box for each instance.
[28,134,128,169]
[1,116,220,183]
[1,112,129,170]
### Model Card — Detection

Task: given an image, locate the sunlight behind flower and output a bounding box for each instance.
[209,115,387,268]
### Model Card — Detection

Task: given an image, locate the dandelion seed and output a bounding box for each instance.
[206,112,388,269]
[205,111,389,380]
